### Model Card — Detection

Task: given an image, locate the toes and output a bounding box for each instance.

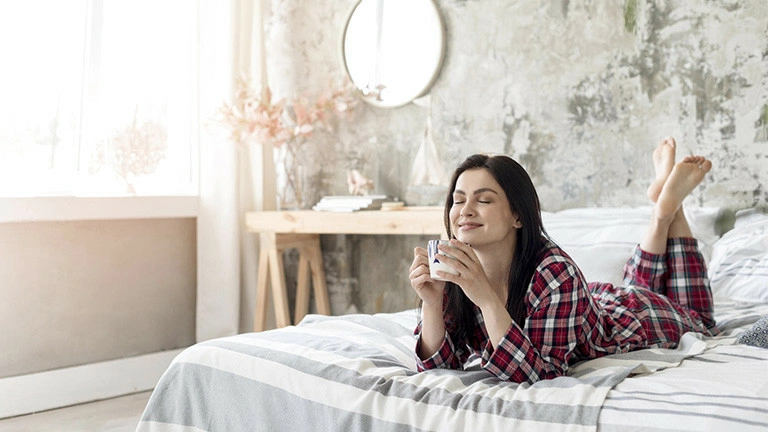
[681,155,705,165]
[680,155,695,163]
[674,156,712,172]
[658,137,675,150]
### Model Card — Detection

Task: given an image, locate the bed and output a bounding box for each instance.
[137,207,768,432]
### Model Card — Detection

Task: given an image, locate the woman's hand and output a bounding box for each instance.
[409,247,445,307]
[410,246,448,360]
[437,239,513,347]
[435,239,501,310]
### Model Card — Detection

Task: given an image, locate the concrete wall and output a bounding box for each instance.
[266,0,768,315]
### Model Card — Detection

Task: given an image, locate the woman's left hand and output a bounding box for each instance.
[437,239,502,309]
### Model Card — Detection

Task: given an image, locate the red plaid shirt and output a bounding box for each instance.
[415,238,718,384]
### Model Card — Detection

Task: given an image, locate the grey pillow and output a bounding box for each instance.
[737,315,768,349]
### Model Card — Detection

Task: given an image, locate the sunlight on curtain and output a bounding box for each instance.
[197,0,272,340]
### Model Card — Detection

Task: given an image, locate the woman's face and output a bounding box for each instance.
[449,168,521,250]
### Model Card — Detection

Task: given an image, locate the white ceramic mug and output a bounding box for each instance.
[427,239,460,281]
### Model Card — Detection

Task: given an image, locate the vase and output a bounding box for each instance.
[275,141,304,210]
[246,141,278,211]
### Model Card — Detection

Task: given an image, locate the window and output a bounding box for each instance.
[0,0,198,197]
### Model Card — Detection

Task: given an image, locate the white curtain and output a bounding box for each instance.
[196,0,273,342]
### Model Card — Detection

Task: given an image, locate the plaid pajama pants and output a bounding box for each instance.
[612,238,719,345]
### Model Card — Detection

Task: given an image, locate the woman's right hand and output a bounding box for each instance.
[409,247,446,307]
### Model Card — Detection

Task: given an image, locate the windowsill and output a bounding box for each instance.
[0,195,199,223]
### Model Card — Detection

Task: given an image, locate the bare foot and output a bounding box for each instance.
[655,156,712,219]
[646,137,676,202]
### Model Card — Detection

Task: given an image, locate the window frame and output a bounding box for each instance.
[1,0,206,222]
[0,196,198,223]
[0,0,201,204]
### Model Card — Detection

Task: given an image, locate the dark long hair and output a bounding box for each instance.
[443,154,546,342]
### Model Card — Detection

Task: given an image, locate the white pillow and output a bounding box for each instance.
[542,206,722,286]
[708,210,768,303]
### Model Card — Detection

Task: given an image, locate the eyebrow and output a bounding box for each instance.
[453,188,499,196]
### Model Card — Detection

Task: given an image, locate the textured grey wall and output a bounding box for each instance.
[266,0,768,315]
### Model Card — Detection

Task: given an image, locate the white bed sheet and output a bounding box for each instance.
[598,300,768,432]
[138,299,768,432]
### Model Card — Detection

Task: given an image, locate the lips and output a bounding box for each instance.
[458,222,483,230]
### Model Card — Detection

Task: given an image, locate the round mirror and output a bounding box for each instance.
[341,0,446,108]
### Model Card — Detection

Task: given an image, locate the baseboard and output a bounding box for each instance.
[0,348,184,419]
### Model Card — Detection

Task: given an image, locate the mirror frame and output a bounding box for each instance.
[340,0,447,108]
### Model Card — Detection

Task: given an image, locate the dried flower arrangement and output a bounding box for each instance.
[217,78,358,208]
[90,109,168,194]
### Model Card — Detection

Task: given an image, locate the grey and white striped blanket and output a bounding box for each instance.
[137,300,768,432]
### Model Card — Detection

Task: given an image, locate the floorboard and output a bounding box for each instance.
[0,391,151,432]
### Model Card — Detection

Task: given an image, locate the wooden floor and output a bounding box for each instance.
[0,391,151,432]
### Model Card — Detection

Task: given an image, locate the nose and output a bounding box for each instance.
[459,201,475,217]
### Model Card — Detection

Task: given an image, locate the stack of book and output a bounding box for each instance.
[312,195,391,212]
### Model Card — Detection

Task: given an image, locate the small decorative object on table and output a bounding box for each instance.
[406,96,447,205]
[346,169,374,196]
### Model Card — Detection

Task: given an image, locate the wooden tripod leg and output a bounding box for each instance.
[268,246,292,329]
[254,243,270,332]
[294,250,311,324]
[308,242,330,315]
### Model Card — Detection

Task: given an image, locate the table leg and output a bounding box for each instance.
[254,245,270,332]
[267,241,291,329]
[308,242,331,315]
[294,250,311,324]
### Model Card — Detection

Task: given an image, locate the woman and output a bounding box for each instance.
[409,138,719,384]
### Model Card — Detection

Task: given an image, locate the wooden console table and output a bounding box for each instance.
[245,206,445,331]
